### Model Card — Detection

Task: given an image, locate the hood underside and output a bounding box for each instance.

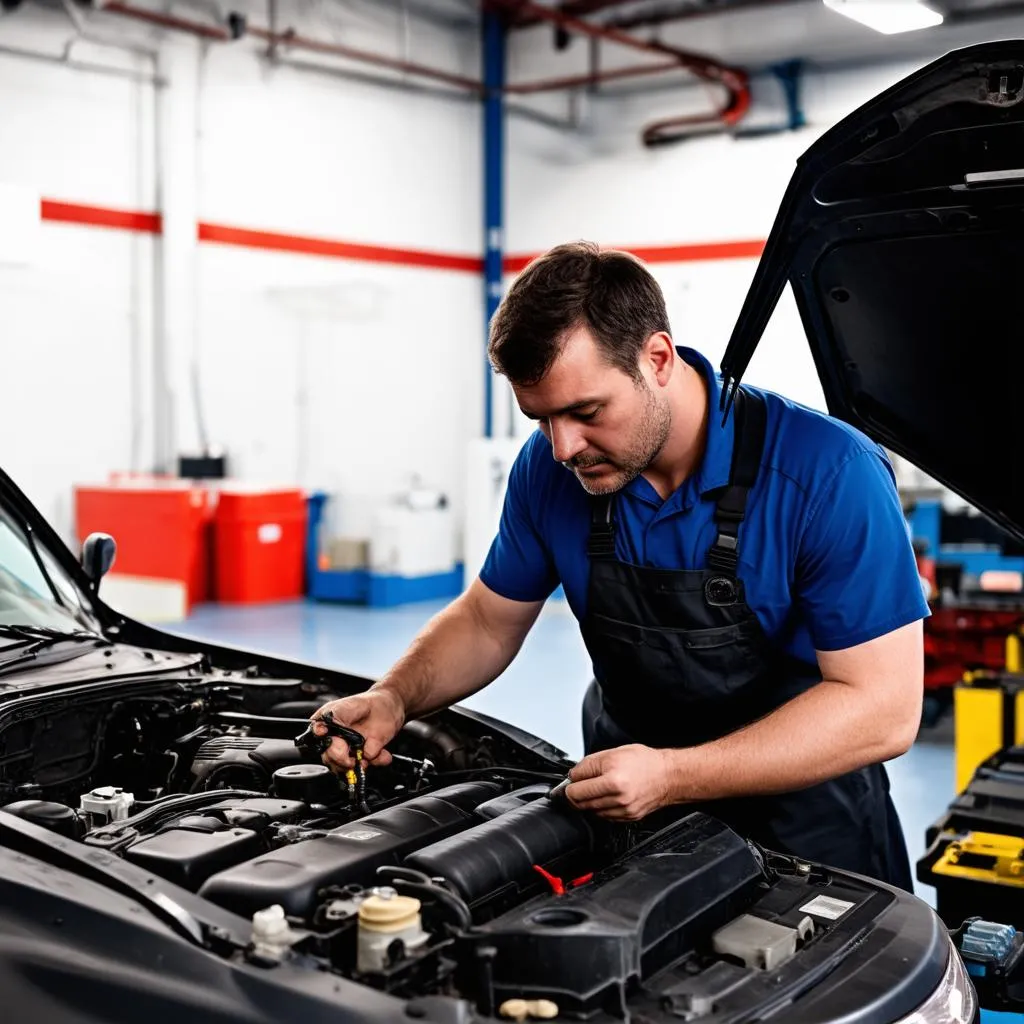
[721,40,1024,543]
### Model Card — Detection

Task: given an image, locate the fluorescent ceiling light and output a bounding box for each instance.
[823,0,944,35]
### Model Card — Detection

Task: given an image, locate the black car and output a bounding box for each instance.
[4,37,1018,1024]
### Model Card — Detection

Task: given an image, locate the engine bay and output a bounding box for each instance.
[0,662,947,1022]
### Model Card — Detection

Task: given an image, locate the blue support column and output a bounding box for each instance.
[482,10,506,439]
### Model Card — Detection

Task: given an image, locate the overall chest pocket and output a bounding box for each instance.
[585,612,770,702]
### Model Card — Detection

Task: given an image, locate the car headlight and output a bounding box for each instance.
[893,937,978,1023]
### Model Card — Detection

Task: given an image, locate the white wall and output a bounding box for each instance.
[1,1,1010,548]
[500,28,1009,480]
[0,0,482,542]
[0,18,158,540]
[502,55,938,437]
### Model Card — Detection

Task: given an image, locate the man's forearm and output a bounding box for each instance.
[369,593,523,720]
[664,677,920,803]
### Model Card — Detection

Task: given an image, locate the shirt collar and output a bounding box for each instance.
[680,346,736,497]
[621,346,736,507]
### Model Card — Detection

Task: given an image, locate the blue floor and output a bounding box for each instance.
[173,596,955,905]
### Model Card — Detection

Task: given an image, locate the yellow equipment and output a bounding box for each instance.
[954,633,1024,793]
[917,633,1024,927]
[931,832,1024,888]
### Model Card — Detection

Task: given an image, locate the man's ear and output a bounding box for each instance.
[642,332,675,386]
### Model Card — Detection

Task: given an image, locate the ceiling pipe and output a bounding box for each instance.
[96,0,485,91]
[505,57,682,94]
[246,24,485,92]
[93,0,723,105]
[488,0,751,138]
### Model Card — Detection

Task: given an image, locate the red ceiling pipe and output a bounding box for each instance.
[96,0,731,110]
[245,25,484,93]
[489,0,751,136]
[490,0,742,83]
[641,84,752,144]
[98,1,483,93]
[506,58,684,94]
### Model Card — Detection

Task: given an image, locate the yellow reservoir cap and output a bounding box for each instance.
[358,893,422,933]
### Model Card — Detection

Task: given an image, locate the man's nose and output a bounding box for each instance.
[550,419,588,464]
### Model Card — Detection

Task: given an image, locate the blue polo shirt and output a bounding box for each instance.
[480,347,929,665]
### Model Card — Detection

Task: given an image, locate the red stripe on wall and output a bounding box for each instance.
[503,238,766,274]
[198,221,484,273]
[36,198,768,272]
[40,199,162,234]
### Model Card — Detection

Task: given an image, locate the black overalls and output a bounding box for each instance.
[579,388,913,890]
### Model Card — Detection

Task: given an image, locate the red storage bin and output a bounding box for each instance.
[74,481,213,610]
[213,488,307,603]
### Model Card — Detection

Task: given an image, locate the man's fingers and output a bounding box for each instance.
[596,806,642,821]
[565,776,615,805]
[364,740,393,766]
[324,736,395,772]
[323,737,353,770]
[568,753,605,783]
[570,794,624,812]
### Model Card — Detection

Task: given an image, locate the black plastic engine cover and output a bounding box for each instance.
[458,813,765,1016]
[125,827,263,891]
[198,782,500,919]
[406,797,593,905]
[472,784,551,821]
[190,736,305,790]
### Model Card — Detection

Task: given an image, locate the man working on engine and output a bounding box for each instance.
[312,241,927,889]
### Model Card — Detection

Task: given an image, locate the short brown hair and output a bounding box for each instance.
[487,241,671,386]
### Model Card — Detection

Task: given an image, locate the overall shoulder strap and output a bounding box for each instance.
[706,387,768,575]
[587,494,617,560]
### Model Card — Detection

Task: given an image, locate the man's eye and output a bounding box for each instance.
[575,409,599,422]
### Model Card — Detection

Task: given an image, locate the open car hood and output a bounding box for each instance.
[721,40,1024,544]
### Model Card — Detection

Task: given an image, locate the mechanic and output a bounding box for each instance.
[313,241,928,890]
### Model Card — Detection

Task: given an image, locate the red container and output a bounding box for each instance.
[923,605,1024,689]
[74,481,213,609]
[213,488,307,603]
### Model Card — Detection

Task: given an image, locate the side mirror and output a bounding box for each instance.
[82,533,116,588]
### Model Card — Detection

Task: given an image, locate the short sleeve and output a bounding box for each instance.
[478,438,560,603]
[796,449,930,651]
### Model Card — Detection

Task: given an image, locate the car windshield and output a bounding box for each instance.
[0,505,92,634]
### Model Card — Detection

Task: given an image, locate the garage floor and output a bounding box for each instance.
[174,598,954,905]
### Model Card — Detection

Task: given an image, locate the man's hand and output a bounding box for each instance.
[564,745,674,821]
[310,689,406,771]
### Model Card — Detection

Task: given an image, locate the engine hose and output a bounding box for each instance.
[85,789,266,850]
[385,879,472,933]
[400,719,466,768]
[375,865,433,886]
[357,756,370,814]
[431,767,565,785]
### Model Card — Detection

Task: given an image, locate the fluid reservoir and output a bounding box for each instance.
[357,887,429,972]
[80,786,134,827]
[271,763,339,805]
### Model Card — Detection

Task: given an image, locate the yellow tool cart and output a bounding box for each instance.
[918,634,1024,927]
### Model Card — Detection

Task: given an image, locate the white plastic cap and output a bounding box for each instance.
[252,904,291,943]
